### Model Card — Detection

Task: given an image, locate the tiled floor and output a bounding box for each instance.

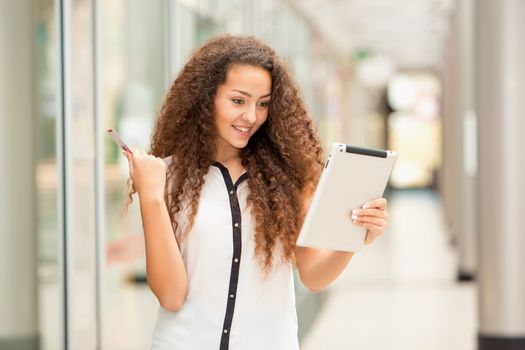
[301,189,477,350]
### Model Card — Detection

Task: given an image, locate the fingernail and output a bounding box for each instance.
[351,215,358,221]
[352,209,358,216]
[362,204,370,209]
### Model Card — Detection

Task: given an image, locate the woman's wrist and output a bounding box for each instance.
[138,190,165,204]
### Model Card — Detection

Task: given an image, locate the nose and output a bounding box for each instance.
[242,105,257,124]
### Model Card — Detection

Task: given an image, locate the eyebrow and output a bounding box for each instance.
[232,89,271,98]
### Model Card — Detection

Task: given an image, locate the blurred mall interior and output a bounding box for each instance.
[0,0,524,349]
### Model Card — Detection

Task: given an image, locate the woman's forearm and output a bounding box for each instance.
[296,247,355,292]
[139,193,188,311]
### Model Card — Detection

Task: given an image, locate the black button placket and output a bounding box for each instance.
[212,163,248,350]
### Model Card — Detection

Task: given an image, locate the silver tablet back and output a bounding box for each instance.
[296,143,397,252]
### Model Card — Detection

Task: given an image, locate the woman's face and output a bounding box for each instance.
[213,64,272,155]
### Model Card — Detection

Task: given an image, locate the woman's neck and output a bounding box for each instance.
[215,139,241,165]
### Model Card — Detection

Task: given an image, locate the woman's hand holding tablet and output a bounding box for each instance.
[350,197,389,245]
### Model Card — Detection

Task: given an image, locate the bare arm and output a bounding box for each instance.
[295,246,355,292]
[139,193,188,311]
[124,149,188,311]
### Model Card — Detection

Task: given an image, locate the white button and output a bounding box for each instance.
[230,294,234,298]
[229,190,234,195]
[234,223,239,227]
[234,258,239,263]
[224,329,228,334]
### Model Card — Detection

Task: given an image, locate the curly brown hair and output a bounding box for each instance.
[129,34,324,272]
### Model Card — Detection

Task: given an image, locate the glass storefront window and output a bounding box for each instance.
[35,1,62,348]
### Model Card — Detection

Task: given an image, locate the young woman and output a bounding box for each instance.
[123,35,388,350]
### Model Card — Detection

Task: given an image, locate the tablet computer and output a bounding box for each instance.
[296,143,397,252]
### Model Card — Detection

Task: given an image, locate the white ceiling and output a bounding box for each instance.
[293,0,456,70]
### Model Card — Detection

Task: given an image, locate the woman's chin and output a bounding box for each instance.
[226,137,250,149]
[232,140,249,149]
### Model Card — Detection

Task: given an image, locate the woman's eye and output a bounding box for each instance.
[232,98,244,105]
[258,101,270,108]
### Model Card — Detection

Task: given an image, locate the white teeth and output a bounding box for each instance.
[233,125,250,133]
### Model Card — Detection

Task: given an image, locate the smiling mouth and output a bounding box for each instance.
[232,125,251,133]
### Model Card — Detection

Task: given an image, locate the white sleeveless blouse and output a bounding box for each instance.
[151,163,299,350]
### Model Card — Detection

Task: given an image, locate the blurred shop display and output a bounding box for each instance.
[387,73,442,188]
